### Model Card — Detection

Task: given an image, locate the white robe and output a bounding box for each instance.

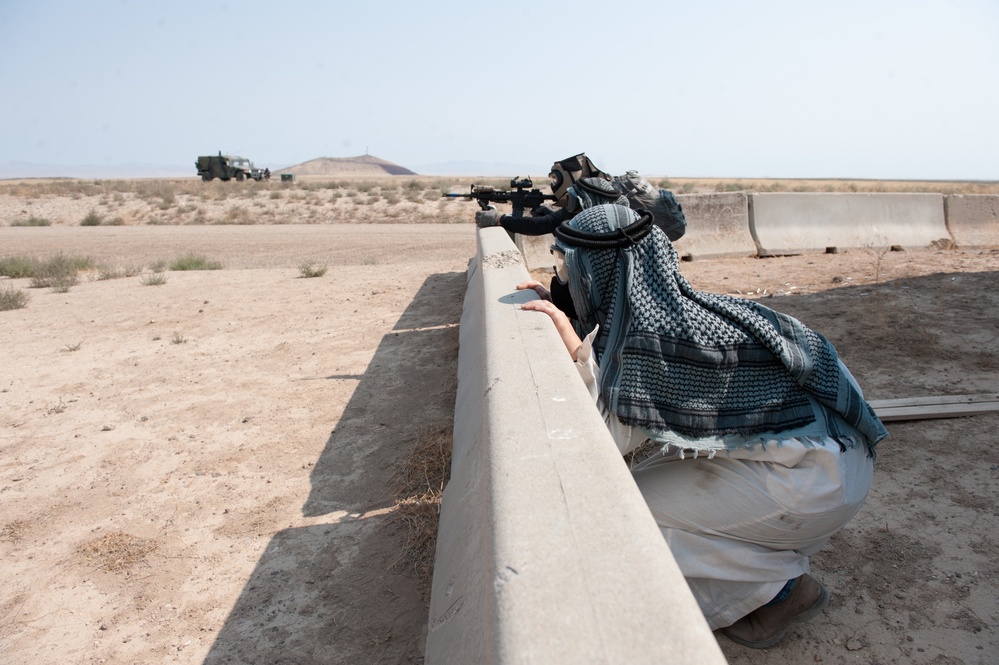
[574,328,875,630]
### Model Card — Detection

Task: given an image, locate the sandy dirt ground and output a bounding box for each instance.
[1,221,997,664]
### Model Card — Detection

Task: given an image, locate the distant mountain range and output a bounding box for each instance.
[0,156,549,180]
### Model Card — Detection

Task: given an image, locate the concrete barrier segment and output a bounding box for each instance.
[750,193,951,256]
[674,192,758,260]
[515,193,757,266]
[945,195,999,247]
[515,232,557,272]
[427,227,726,664]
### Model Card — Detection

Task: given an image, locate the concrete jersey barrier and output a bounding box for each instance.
[515,232,556,272]
[944,194,999,247]
[674,192,757,260]
[426,228,725,664]
[749,192,950,255]
[515,193,756,268]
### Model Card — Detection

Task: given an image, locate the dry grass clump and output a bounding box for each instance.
[392,424,452,579]
[0,282,30,310]
[298,262,327,278]
[220,206,252,225]
[26,253,93,292]
[11,217,51,227]
[78,531,157,572]
[170,253,222,271]
[95,263,142,280]
[80,210,103,226]
[0,256,40,278]
[140,270,168,286]
[1,253,93,282]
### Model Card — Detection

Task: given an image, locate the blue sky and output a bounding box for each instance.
[1,0,996,179]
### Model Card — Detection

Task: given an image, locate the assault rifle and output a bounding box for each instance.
[442,177,556,217]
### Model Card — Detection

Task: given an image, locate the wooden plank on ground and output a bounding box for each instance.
[868,394,999,422]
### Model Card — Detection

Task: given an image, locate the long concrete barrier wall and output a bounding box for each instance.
[427,228,726,664]
[512,193,996,268]
[515,192,758,270]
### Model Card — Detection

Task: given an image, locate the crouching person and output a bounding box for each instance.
[516,203,886,649]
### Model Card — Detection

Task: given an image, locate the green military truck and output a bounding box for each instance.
[195,152,270,182]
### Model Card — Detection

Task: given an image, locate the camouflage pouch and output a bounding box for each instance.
[612,170,687,241]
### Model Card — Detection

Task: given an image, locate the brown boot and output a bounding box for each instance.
[721,574,829,649]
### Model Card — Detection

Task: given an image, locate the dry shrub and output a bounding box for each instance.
[221,206,253,225]
[28,253,90,292]
[78,531,156,572]
[95,263,142,280]
[0,282,30,310]
[392,424,452,579]
[298,262,327,278]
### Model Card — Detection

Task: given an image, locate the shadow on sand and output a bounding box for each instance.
[205,271,465,665]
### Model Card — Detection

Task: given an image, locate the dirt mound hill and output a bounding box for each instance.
[276,155,417,177]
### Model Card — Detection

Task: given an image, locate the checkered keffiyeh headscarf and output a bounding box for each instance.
[568,177,629,211]
[554,204,886,452]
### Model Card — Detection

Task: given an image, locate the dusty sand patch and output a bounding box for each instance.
[1,222,997,664]
[1,225,472,664]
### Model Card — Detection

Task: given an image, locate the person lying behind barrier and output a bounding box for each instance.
[475,152,687,242]
[514,203,887,650]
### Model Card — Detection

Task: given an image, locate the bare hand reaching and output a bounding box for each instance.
[516,280,552,301]
[515,281,581,360]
